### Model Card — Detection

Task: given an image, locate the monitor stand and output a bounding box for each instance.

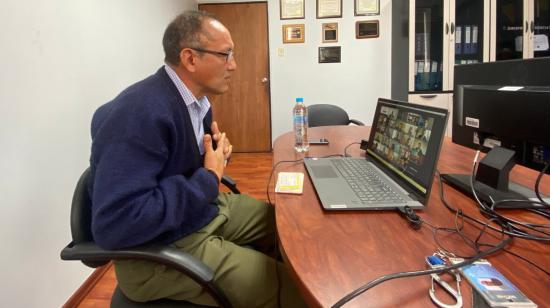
[441,146,548,209]
[440,173,547,209]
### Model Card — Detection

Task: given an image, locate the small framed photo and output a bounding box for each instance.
[280,0,305,20]
[356,20,379,39]
[282,24,305,43]
[354,0,380,16]
[322,23,338,43]
[317,0,342,19]
[319,46,341,63]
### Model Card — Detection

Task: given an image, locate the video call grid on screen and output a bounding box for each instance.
[372,105,435,180]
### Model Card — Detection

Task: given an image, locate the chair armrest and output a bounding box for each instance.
[349,119,365,126]
[221,175,240,194]
[61,241,232,308]
[61,241,214,282]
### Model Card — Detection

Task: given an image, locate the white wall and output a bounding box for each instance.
[199,0,253,3]
[268,0,393,141]
[0,1,197,307]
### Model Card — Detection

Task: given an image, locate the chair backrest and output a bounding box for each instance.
[307,104,351,127]
[71,168,93,244]
[70,168,108,268]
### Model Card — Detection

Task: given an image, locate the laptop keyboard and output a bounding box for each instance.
[332,159,404,204]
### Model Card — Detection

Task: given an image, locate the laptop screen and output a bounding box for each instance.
[367,99,448,197]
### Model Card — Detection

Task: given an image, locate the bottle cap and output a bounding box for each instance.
[296,97,304,103]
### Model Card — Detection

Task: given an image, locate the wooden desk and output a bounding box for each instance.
[273,126,550,308]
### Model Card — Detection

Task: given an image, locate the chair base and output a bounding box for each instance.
[111,286,214,308]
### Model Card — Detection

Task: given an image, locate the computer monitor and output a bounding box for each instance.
[442,84,550,208]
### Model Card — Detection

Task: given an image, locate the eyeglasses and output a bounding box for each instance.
[190,48,234,63]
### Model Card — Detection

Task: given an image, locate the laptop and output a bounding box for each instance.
[304,98,448,210]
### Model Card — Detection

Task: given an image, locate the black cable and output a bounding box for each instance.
[472,217,503,251]
[430,226,479,259]
[438,166,550,241]
[478,202,550,235]
[529,208,550,220]
[478,244,550,278]
[493,205,550,228]
[419,217,437,230]
[468,153,550,240]
[454,208,482,252]
[423,220,479,258]
[343,142,361,157]
[437,171,504,234]
[468,152,550,218]
[425,209,501,259]
[490,199,550,211]
[331,234,512,308]
[535,160,550,207]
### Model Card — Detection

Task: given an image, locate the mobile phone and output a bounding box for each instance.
[309,138,329,145]
[449,258,536,307]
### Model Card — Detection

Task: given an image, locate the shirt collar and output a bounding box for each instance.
[164,64,211,111]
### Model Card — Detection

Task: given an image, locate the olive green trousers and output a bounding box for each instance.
[114,193,307,308]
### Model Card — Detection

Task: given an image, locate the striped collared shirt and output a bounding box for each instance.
[164,65,211,155]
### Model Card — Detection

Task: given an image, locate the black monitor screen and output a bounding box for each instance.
[454,85,550,172]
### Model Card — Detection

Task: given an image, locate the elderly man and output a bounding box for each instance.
[88,11,305,308]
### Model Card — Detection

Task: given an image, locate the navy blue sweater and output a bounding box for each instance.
[88,67,220,250]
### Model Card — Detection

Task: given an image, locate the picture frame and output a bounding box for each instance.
[280,0,305,20]
[322,23,338,43]
[354,0,380,16]
[356,20,379,39]
[317,0,342,19]
[318,46,341,63]
[282,24,305,43]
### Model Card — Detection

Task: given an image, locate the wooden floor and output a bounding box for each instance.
[74,152,273,308]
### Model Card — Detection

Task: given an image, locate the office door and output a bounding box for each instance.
[199,2,271,152]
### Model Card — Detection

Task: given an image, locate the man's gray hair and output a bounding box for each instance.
[162,11,217,65]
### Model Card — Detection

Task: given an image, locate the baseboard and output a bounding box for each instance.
[63,262,113,308]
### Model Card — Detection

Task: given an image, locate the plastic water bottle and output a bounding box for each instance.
[293,97,309,152]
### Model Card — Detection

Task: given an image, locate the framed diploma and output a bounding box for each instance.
[355,0,380,16]
[280,0,305,20]
[282,24,305,43]
[317,0,342,19]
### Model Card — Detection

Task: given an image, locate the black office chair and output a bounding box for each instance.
[60,168,240,308]
[307,104,365,128]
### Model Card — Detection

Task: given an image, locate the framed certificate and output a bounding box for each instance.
[356,20,379,39]
[280,0,305,20]
[322,23,338,43]
[319,46,341,63]
[317,0,342,19]
[282,24,305,43]
[355,0,380,16]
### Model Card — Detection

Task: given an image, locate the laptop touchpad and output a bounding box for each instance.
[311,165,339,178]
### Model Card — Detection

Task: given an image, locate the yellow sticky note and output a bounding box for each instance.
[275,172,304,194]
